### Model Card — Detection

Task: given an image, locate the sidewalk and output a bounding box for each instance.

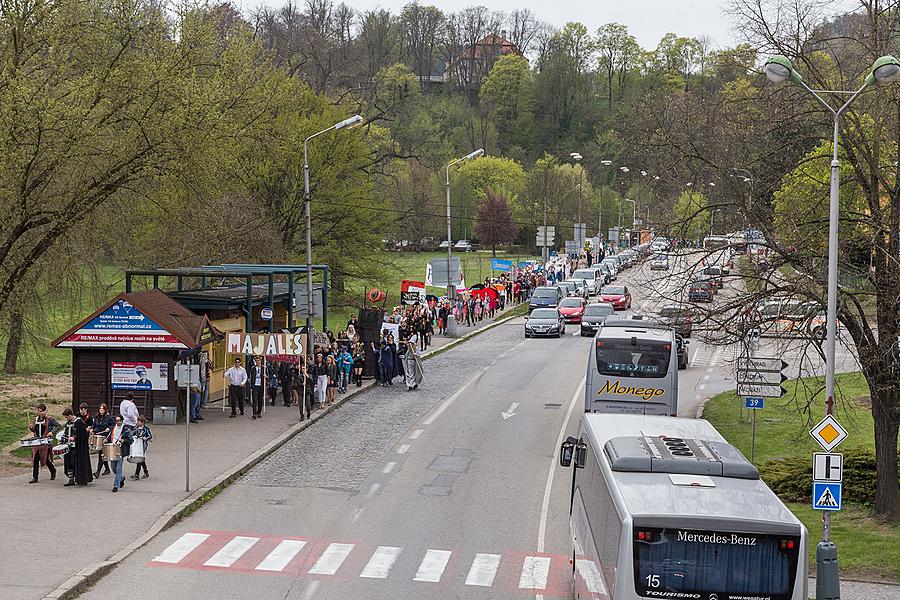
[0,304,523,600]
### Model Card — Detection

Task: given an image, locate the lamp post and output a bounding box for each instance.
[764,52,900,600]
[570,153,584,246]
[304,114,363,364]
[446,149,484,301]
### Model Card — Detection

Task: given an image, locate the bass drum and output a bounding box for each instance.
[127,439,145,463]
[102,443,121,461]
[89,435,106,452]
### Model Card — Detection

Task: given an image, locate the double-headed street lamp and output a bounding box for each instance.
[446,148,484,300]
[304,114,363,363]
[764,52,900,599]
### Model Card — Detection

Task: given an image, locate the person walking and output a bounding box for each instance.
[119,393,138,430]
[27,403,57,484]
[337,346,353,393]
[279,362,294,407]
[352,337,365,387]
[312,354,328,409]
[267,360,279,405]
[325,355,338,405]
[107,415,132,493]
[63,406,93,487]
[225,357,247,418]
[248,356,265,420]
[92,403,114,478]
[129,415,152,480]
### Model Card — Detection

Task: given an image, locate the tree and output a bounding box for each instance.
[595,23,641,109]
[671,190,708,242]
[480,54,534,157]
[475,192,518,256]
[453,156,526,238]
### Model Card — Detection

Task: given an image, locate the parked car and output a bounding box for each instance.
[557,280,578,297]
[454,240,472,251]
[571,268,605,293]
[688,280,714,302]
[580,302,615,336]
[439,240,451,249]
[524,308,566,338]
[657,304,694,337]
[702,265,723,289]
[598,285,632,310]
[599,258,618,280]
[564,279,590,299]
[558,297,587,323]
[528,286,562,313]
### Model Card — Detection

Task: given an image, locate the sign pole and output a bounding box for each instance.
[750,408,756,463]
[185,355,191,493]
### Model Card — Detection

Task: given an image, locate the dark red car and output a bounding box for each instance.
[557,297,587,323]
[599,285,632,310]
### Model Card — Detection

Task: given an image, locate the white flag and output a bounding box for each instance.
[456,269,466,292]
[425,262,433,286]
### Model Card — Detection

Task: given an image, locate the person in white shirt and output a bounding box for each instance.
[224,357,248,418]
[119,393,139,429]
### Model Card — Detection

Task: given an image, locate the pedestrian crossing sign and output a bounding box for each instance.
[812,482,842,511]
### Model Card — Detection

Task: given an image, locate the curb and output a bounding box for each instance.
[45,307,521,600]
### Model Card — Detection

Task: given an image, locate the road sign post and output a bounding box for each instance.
[743,397,764,463]
[737,357,788,462]
[810,412,848,600]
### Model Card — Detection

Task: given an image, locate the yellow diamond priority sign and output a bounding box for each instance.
[810,415,849,452]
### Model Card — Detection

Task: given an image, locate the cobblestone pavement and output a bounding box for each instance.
[241,318,524,491]
[810,578,900,599]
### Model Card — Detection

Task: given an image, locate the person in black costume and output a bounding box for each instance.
[63,407,93,486]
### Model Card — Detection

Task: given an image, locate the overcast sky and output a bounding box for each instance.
[247,0,740,49]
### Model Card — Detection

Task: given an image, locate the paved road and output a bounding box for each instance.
[75,256,893,600]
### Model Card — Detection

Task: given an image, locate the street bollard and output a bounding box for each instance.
[815,541,841,599]
[446,314,459,338]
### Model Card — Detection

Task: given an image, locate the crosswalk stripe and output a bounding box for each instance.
[413,549,452,582]
[465,553,501,587]
[152,533,210,564]
[575,559,607,594]
[203,536,260,568]
[518,556,551,589]
[308,543,355,575]
[360,546,402,579]
[255,540,307,572]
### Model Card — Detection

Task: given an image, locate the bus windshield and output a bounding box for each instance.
[595,338,670,378]
[633,527,800,600]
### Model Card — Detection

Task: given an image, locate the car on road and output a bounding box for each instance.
[651,237,670,252]
[580,302,615,336]
[528,286,562,313]
[558,297,587,323]
[564,279,590,299]
[453,239,472,251]
[688,280,714,302]
[675,332,690,369]
[598,258,618,280]
[650,253,670,270]
[657,304,694,337]
[557,280,578,297]
[438,240,450,249]
[571,267,605,294]
[702,265,724,289]
[524,308,566,338]
[599,284,632,310]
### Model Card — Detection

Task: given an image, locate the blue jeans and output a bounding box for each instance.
[200,380,209,407]
[111,458,125,489]
[190,390,201,420]
[338,371,349,392]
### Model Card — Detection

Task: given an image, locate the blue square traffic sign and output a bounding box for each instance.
[744,397,765,409]
[812,482,842,511]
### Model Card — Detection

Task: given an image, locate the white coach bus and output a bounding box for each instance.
[560,414,808,600]
[585,318,679,416]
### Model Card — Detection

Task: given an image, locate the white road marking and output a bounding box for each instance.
[575,559,607,594]
[465,553,502,586]
[301,581,320,600]
[409,429,423,440]
[382,462,397,474]
[152,533,209,563]
[421,369,484,425]
[518,556,551,589]
[308,543,355,575]
[698,384,707,391]
[397,444,411,454]
[702,374,711,381]
[537,379,585,553]
[359,546,402,579]
[255,540,307,572]
[413,549,452,582]
[367,483,381,497]
[203,536,260,567]
[501,402,520,420]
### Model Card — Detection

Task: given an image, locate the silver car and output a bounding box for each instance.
[524,308,566,338]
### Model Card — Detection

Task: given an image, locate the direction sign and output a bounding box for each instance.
[810,415,849,452]
[736,356,788,372]
[744,397,765,409]
[812,482,842,511]
[737,370,787,385]
[813,453,843,482]
[736,383,787,398]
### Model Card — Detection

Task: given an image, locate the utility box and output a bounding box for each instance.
[153,406,177,425]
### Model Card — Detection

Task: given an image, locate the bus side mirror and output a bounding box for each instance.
[560,436,576,467]
[575,443,587,468]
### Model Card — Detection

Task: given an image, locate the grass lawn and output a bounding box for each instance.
[704,371,900,581]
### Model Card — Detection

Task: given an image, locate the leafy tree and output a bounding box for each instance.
[595,23,641,109]
[453,156,525,238]
[480,54,534,158]
[671,190,708,242]
[474,192,518,256]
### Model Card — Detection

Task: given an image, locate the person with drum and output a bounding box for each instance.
[26,403,58,484]
[64,406,93,486]
[91,403,114,479]
[106,415,133,492]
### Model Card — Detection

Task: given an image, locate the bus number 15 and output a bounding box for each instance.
[645,574,660,588]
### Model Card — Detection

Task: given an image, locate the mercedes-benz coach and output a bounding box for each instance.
[585,318,678,416]
[559,414,808,600]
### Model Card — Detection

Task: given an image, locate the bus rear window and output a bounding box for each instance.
[595,338,670,378]
[633,527,800,600]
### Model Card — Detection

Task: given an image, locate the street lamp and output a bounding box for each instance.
[304,114,363,364]
[446,148,484,302]
[764,52,900,598]
[598,160,613,241]
[570,153,585,245]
